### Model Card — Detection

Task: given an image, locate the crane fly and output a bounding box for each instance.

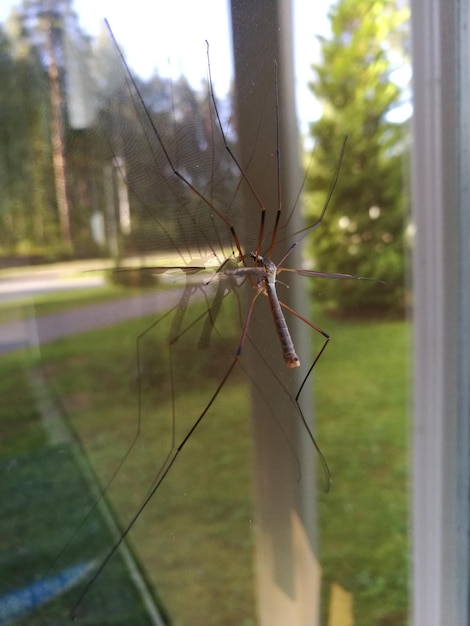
[43,21,380,624]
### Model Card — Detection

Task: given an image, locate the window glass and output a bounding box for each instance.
[0,1,411,624]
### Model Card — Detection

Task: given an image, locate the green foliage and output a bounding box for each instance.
[1,4,233,265]
[0,24,56,254]
[307,0,410,316]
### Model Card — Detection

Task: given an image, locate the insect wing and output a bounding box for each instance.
[28,27,261,625]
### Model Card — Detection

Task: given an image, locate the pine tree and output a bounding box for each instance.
[0,23,55,257]
[307,0,409,315]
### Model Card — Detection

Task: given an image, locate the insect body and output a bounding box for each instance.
[227,253,301,368]
[59,21,383,624]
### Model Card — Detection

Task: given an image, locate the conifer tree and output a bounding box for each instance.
[307,0,409,315]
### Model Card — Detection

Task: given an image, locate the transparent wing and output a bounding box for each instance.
[27,18,341,626]
[34,23,265,626]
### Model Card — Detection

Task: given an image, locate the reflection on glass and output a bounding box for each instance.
[0,1,410,625]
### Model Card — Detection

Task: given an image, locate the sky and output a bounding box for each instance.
[0,0,332,137]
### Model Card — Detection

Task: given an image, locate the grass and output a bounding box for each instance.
[0,346,160,625]
[314,314,409,625]
[0,291,409,625]
[0,447,157,625]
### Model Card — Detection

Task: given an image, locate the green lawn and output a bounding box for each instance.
[314,315,409,625]
[0,293,409,625]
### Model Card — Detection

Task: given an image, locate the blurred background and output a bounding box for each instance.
[0,1,411,625]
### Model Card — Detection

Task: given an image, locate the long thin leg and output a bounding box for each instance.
[205,41,269,259]
[278,299,332,490]
[105,20,247,267]
[276,135,348,268]
[43,301,184,580]
[71,276,264,615]
[70,353,240,619]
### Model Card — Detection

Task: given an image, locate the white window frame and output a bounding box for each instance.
[411,0,470,624]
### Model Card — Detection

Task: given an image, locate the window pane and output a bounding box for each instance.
[0,1,411,624]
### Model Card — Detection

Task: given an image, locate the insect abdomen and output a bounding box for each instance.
[266,282,300,368]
